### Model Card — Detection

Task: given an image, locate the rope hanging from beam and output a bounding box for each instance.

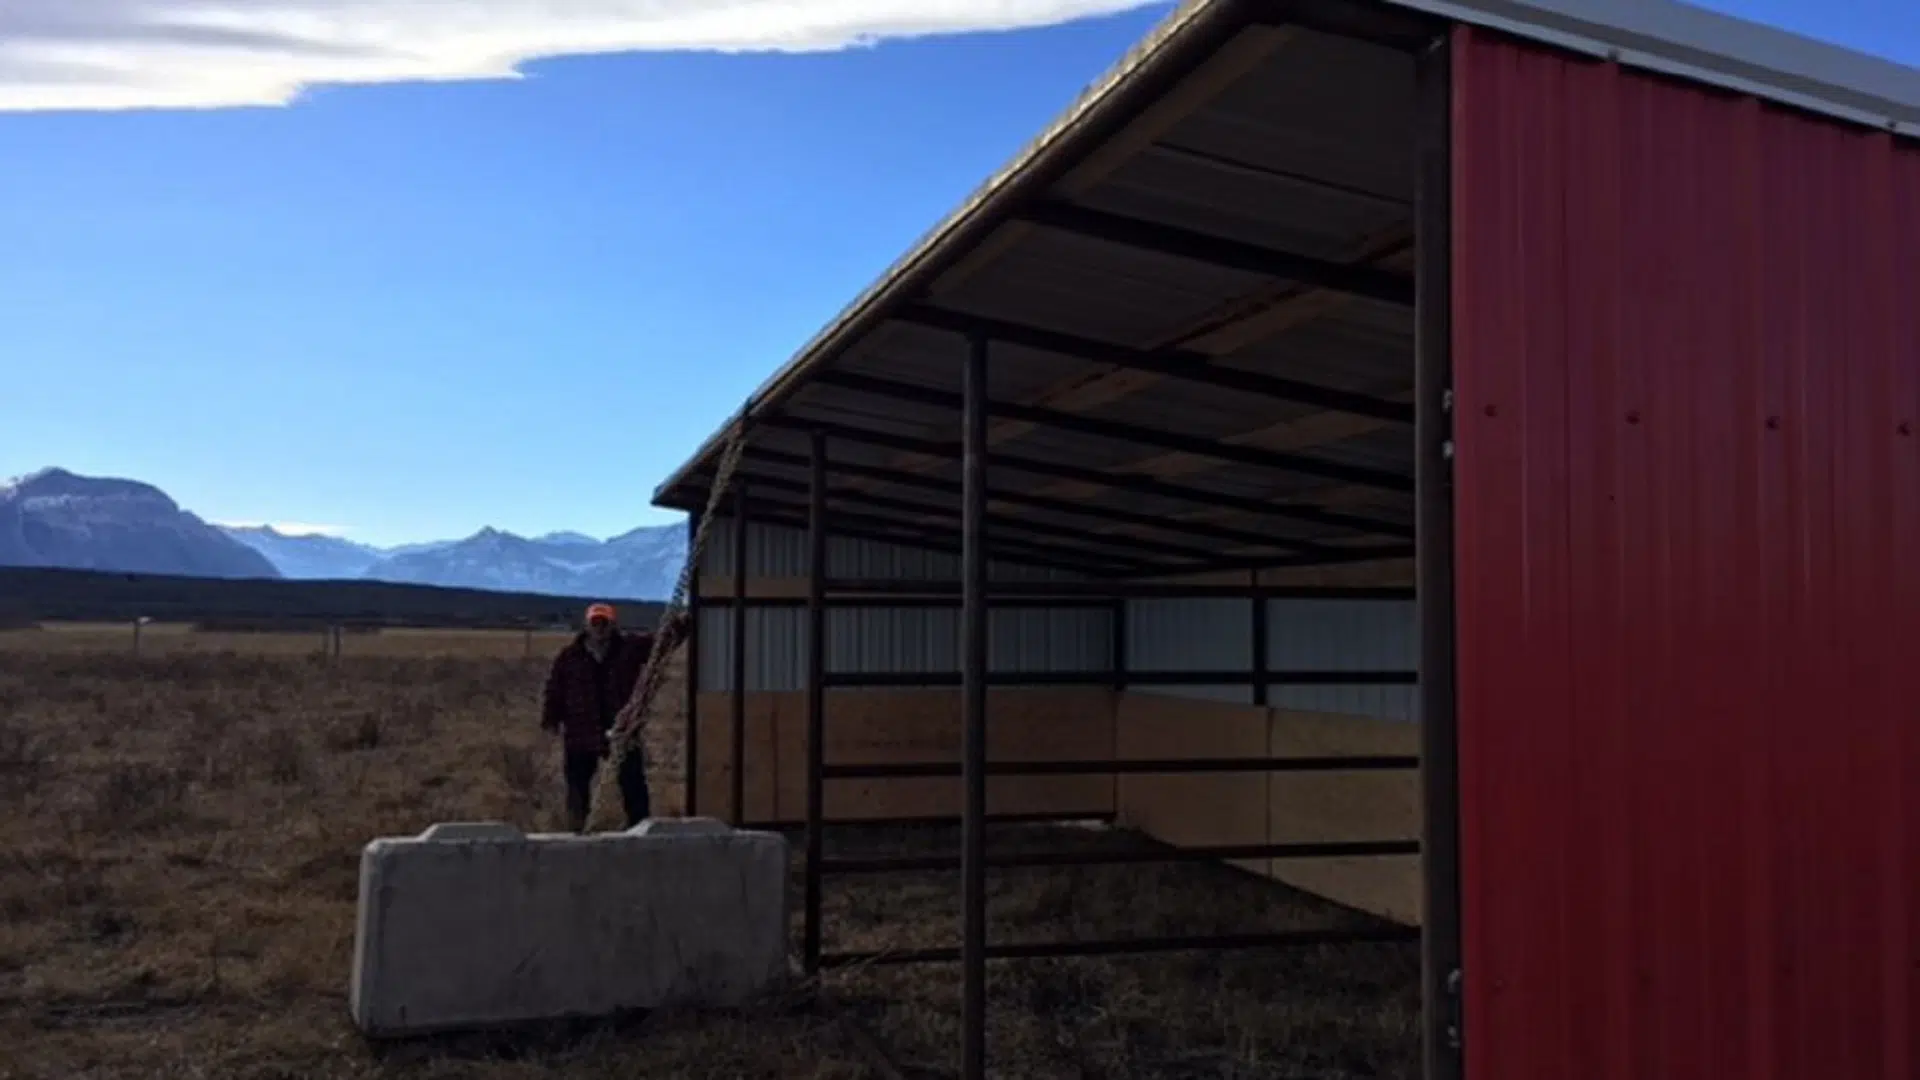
[588,419,753,831]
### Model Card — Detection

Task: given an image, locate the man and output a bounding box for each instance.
[540,602,686,832]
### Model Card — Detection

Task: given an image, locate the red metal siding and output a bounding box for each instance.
[1451,26,1920,1080]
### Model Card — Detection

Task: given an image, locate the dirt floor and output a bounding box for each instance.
[0,636,1420,1079]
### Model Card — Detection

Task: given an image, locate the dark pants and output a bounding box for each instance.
[562,747,651,830]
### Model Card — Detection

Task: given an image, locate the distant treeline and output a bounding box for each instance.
[0,567,666,631]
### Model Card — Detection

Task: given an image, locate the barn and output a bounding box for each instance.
[647,1,1920,1077]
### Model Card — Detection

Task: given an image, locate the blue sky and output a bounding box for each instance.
[0,0,1913,547]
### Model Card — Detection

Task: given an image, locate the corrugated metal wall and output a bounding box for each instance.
[1269,598,1418,719]
[1126,598,1254,705]
[701,517,1081,582]
[698,518,1106,692]
[1124,597,1418,717]
[1452,26,1920,1080]
[697,607,1110,692]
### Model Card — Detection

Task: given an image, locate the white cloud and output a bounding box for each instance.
[214,520,353,537]
[0,0,1164,112]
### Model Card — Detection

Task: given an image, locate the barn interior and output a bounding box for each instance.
[648,0,1453,1071]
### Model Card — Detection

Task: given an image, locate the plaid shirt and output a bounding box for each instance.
[541,631,655,753]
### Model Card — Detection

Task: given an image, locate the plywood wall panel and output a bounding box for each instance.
[1113,694,1270,876]
[696,689,1116,823]
[1266,708,1421,925]
[1112,694,1423,925]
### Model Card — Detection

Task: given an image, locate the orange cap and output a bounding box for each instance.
[585,603,617,625]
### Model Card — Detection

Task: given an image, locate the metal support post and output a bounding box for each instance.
[1416,30,1465,1080]
[803,433,829,976]
[1251,571,1270,707]
[731,482,750,825]
[960,334,991,1080]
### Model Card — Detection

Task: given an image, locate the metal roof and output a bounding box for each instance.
[651,0,1920,578]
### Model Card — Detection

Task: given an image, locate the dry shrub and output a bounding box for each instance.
[495,743,544,805]
[323,710,383,753]
[0,849,107,922]
[262,728,308,785]
[92,762,191,830]
[0,710,48,785]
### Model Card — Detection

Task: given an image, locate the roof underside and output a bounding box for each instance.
[650,0,1920,580]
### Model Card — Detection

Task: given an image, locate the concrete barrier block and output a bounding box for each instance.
[349,818,789,1037]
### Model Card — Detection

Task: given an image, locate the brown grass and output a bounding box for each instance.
[0,630,1419,1079]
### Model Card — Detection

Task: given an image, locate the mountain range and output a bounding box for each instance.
[1,468,686,600]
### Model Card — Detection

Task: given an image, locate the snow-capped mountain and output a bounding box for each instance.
[365,525,685,599]
[0,468,279,580]
[1,467,688,599]
[227,524,686,598]
[223,525,387,580]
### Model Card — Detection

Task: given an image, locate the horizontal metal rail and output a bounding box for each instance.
[822,578,1416,601]
[820,756,1419,780]
[743,810,1114,832]
[819,926,1420,967]
[698,594,1120,610]
[817,838,1420,874]
[821,669,1417,689]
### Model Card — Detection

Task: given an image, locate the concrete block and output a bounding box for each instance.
[630,817,731,837]
[350,818,789,1037]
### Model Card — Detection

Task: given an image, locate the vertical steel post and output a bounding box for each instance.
[960,334,991,1080]
[1415,30,1465,1080]
[1109,596,1127,818]
[683,513,702,817]
[803,433,828,976]
[1250,571,1270,707]
[731,482,750,825]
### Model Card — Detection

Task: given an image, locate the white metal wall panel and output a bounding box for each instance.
[700,518,1077,583]
[1125,598,1252,670]
[697,606,1109,692]
[696,607,804,693]
[1120,595,1419,718]
[1267,598,1418,721]
[1123,597,1252,704]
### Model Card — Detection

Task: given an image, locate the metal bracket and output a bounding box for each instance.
[1444,967,1464,1052]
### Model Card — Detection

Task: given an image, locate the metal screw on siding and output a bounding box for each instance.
[1441,388,1453,413]
[1445,968,1463,1049]
[1441,441,1454,460]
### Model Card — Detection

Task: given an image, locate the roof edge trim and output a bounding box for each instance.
[649,0,1253,508]
[1403,0,1920,136]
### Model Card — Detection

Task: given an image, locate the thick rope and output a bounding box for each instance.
[587,421,752,830]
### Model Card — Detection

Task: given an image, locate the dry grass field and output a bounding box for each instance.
[0,627,1420,1079]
